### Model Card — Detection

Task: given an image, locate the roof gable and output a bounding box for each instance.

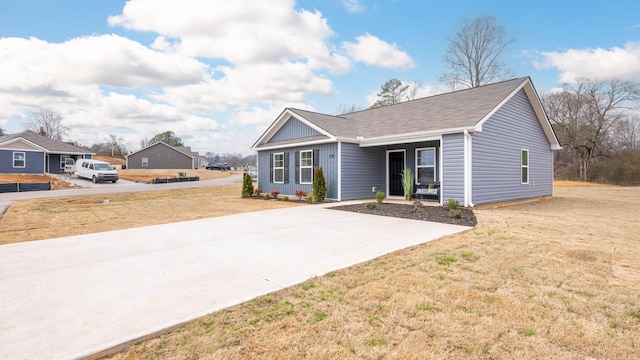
[0,131,93,154]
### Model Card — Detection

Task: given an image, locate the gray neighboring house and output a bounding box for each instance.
[0,131,94,174]
[125,142,199,169]
[251,77,561,206]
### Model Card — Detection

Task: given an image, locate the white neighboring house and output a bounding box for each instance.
[74,159,119,183]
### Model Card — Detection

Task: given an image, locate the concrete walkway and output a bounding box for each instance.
[0,204,471,360]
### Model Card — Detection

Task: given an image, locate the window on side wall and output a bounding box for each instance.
[273,153,284,183]
[13,152,25,168]
[300,150,313,184]
[142,157,148,167]
[521,149,529,184]
[416,148,435,184]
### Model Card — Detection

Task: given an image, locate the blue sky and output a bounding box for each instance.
[1,0,639,154]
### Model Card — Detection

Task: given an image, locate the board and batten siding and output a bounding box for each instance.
[441,133,465,204]
[471,89,553,205]
[340,142,386,200]
[267,116,322,143]
[257,142,339,199]
[0,149,44,174]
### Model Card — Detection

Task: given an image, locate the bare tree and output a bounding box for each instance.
[441,15,514,89]
[335,103,365,115]
[543,78,640,181]
[613,115,640,151]
[406,80,423,101]
[26,108,69,140]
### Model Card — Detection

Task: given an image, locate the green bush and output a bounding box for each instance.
[446,198,462,219]
[306,193,313,202]
[282,195,289,201]
[312,167,327,202]
[241,173,254,197]
[365,201,377,210]
[375,191,385,204]
[263,193,271,200]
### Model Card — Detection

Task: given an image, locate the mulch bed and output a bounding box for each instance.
[330,202,477,227]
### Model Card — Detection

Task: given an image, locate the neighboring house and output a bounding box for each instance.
[125,142,199,169]
[251,77,561,206]
[0,131,94,174]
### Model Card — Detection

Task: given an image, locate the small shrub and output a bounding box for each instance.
[306,194,313,202]
[241,173,254,197]
[365,201,377,210]
[412,200,424,213]
[446,198,462,219]
[253,187,261,197]
[263,193,271,199]
[295,189,307,200]
[270,189,279,199]
[312,167,327,202]
[282,195,289,201]
[446,198,460,211]
[375,191,385,204]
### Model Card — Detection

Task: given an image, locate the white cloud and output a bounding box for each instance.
[342,0,366,13]
[0,1,416,155]
[343,34,415,70]
[533,41,640,83]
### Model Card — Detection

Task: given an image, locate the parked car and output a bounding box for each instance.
[206,163,230,171]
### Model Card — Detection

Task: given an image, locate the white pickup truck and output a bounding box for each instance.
[75,159,119,183]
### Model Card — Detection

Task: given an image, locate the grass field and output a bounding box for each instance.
[1,182,638,358]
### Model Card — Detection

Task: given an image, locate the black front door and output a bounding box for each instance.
[388,151,404,196]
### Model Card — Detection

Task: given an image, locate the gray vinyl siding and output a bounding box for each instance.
[340,143,386,200]
[257,143,339,199]
[268,116,321,143]
[0,149,44,174]
[127,143,194,169]
[442,133,465,204]
[471,89,554,204]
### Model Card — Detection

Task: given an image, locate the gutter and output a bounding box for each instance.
[464,130,475,207]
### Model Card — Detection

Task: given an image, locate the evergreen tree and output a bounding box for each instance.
[312,167,327,202]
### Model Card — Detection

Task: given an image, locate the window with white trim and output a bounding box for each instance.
[13,152,25,168]
[521,149,529,184]
[416,148,435,184]
[300,150,313,184]
[273,153,284,183]
[142,157,148,167]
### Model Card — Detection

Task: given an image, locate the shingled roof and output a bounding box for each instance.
[0,130,93,154]
[253,77,558,150]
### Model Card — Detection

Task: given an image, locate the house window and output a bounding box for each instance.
[300,150,313,184]
[416,148,435,184]
[521,149,529,184]
[142,157,148,167]
[273,153,284,183]
[13,152,25,168]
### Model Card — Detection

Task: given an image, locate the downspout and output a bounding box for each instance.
[337,142,342,201]
[463,130,475,207]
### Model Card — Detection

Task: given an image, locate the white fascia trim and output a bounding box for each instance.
[252,109,336,149]
[0,138,48,152]
[358,127,472,147]
[251,138,337,151]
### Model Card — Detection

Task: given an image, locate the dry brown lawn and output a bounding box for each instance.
[1,181,638,359]
[104,185,639,360]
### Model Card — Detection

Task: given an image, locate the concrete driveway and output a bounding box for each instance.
[0,204,471,360]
